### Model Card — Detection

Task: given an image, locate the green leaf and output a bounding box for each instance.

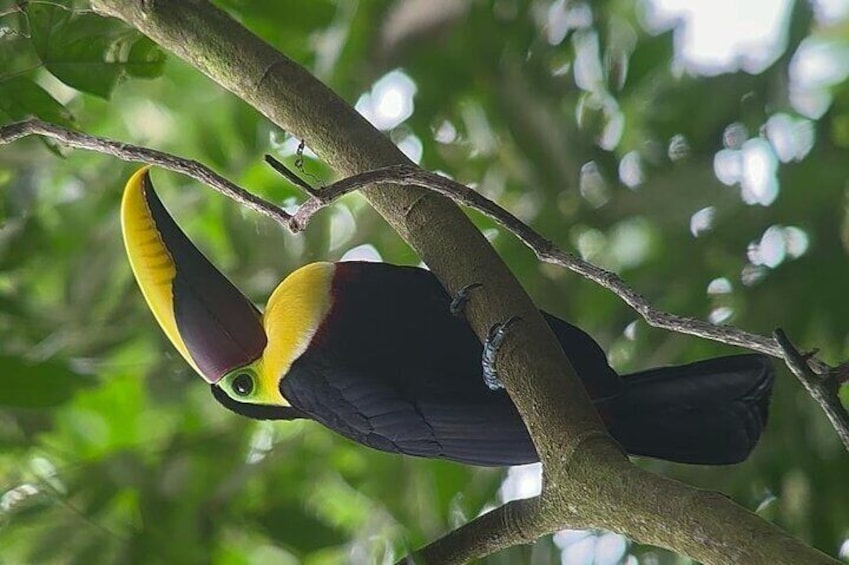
[624,29,674,92]
[256,502,346,554]
[0,76,72,156]
[125,36,167,79]
[0,354,95,408]
[27,4,165,98]
[0,77,75,126]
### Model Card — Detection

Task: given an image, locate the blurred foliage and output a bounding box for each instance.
[1,0,849,563]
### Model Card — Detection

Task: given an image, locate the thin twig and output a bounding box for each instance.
[278,164,849,451]
[286,166,800,358]
[0,119,292,226]
[263,153,320,197]
[774,329,849,447]
[3,120,847,451]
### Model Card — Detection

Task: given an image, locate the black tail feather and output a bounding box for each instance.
[602,354,774,465]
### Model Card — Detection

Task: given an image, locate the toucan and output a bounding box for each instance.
[121,167,774,466]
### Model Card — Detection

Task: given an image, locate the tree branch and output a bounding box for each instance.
[5,0,833,562]
[90,0,616,481]
[0,119,291,226]
[1,119,842,563]
[774,329,849,448]
[400,498,551,565]
[10,122,845,450]
[279,162,849,453]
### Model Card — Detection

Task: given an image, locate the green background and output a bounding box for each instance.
[1,0,848,563]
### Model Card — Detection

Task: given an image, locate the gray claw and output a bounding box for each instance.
[449,283,483,317]
[482,316,522,390]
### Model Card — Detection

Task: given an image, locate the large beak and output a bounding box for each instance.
[121,167,267,383]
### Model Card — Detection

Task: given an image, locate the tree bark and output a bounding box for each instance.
[89,1,838,563]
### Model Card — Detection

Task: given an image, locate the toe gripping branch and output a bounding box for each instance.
[482,316,522,390]
[450,283,483,317]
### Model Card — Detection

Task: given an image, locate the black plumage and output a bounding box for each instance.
[125,169,773,468]
[216,262,773,466]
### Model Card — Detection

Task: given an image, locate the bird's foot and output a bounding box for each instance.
[449,283,483,317]
[482,316,521,390]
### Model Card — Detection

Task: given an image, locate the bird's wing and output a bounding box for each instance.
[280,355,539,466]
[265,262,536,466]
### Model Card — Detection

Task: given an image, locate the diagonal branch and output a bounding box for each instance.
[397,497,551,565]
[0,118,291,226]
[6,0,844,555]
[89,5,818,560]
[285,165,792,359]
[774,329,849,448]
[4,117,847,457]
[276,162,849,452]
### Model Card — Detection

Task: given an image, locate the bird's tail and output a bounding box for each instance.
[602,354,774,465]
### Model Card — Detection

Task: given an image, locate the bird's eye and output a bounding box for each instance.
[232,373,254,396]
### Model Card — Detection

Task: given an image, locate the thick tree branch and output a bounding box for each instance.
[280,162,849,452]
[401,497,551,565]
[1,119,841,564]
[4,0,829,562]
[414,440,841,564]
[9,121,847,451]
[88,0,612,479]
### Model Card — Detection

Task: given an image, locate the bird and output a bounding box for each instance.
[121,167,774,467]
